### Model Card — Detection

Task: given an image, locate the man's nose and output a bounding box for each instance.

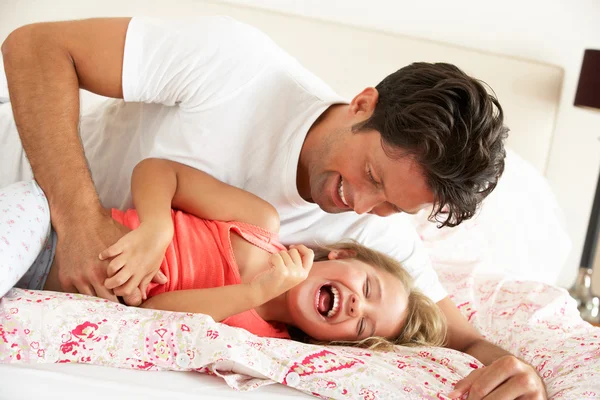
[353,191,383,215]
[348,293,363,317]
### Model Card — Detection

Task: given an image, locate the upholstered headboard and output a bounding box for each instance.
[0,0,563,173]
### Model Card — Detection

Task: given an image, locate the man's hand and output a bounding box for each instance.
[53,209,130,302]
[438,299,547,399]
[449,355,546,400]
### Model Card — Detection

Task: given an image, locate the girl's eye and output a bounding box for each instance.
[364,278,370,298]
[358,318,365,337]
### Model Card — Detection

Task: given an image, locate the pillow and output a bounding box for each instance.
[407,148,571,285]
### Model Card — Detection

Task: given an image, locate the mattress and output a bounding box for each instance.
[0,363,309,400]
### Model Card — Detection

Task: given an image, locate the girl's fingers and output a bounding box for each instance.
[269,253,285,269]
[294,244,314,269]
[139,273,154,301]
[114,274,142,298]
[99,244,123,261]
[104,267,132,289]
[288,248,303,267]
[151,270,168,284]
[279,250,294,267]
[106,256,127,277]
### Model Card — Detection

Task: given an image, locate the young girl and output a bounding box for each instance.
[1,159,446,349]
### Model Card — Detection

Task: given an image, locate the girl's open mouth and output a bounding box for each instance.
[315,283,340,318]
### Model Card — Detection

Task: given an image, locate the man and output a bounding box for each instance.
[1,17,545,399]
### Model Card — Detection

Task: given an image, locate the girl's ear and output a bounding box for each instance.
[328,249,357,260]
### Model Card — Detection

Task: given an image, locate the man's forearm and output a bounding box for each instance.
[462,338,513,366]
[2,23,101,228]
[438,297,524,366]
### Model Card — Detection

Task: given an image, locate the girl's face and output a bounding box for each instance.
[286,251,408,342]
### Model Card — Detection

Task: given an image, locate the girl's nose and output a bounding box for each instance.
[348,293,362,317]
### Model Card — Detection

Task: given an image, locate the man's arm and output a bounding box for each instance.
[439,297,546,399]
[1,18,132,300]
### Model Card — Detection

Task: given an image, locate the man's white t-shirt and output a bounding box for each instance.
[0,16,446,302]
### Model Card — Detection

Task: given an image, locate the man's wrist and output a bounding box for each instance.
[41,175,104,226]
[50,197,107,234]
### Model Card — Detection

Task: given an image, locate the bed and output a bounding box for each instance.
[1,0,598,399]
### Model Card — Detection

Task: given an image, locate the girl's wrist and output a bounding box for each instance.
[139,219,174,244]
[245,281,271,307]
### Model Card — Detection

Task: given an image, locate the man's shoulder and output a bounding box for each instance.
[312,211,415,234]
[283,211,418,260]
[131,15,280,55]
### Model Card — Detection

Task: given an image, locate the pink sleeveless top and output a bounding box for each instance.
[112,209,289,339]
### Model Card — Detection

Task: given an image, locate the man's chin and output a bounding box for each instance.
[314,200,341,214]
[312,191,344,214]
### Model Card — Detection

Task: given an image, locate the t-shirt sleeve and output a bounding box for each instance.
[122,16,273,109]
[397,225,447,303]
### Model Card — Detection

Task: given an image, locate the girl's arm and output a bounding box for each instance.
[132,158,280,231]
[140,245,315,320]
[140,283,260,321]
[101,158,280,302]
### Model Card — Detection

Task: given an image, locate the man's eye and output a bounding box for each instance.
[367,166,378,186]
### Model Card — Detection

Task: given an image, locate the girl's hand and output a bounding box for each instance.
[251,245,314,302]
[99,222,172,300]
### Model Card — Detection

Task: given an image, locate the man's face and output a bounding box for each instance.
[298,87,434,217]
[305,128,434,217]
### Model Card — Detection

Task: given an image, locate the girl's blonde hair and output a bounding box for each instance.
[295,240,447,351]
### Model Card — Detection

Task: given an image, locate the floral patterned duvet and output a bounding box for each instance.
[1,264,599,399]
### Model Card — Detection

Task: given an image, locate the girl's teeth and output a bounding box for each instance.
[338,179,348,207]
[326,286,340,318]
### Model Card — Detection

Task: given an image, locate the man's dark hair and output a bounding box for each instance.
[354,62,509,227]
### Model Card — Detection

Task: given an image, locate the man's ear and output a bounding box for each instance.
[328,249,357,260]
[348,87,379,119]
